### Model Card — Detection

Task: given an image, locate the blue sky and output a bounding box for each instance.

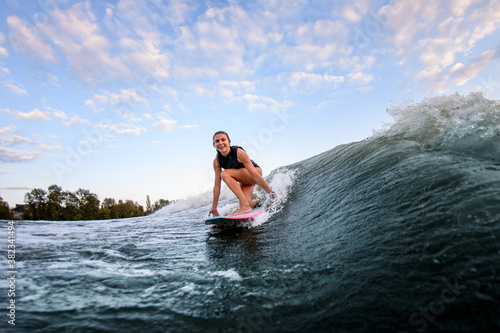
[1,0,500,207]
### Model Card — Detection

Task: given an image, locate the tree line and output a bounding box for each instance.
[0,195,12,219]
[0,185,172,221]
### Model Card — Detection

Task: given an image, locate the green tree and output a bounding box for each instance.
[146,195,153,214]
[0,195,13,219]
[20,186,151,221]
[61,191,80,220]
[46,185,63,220]
[98,207,111,219]
[153,198,171,212]
[75,188,100,220]
[101,198,119,219]
[24,188,48,220]
[115,200,144,218]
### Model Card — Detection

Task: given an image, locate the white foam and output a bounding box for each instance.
[179,283,196,292]
[251,167,298,227]
[156,187,234,214]
[212,269,242,281]
[375,93,500,145]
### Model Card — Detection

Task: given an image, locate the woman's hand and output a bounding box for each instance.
[209,207,220,217]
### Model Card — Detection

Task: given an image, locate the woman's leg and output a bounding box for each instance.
[240,184,259,208]
[221,168,262,215]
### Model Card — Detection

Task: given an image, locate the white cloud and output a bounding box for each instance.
[119,37,170,80]
[1,81,27,95]
[1,134,34,146]
[115,126,146,135]
[195,19,246,73]
[237,94,292,112]
[343,7,363,23]
[86,89,149,113]
[106,0,177,80]
[0,133,62,152]
[7,16,56,61]
[85,99,103,113]
[161,0,195,26]
[0,186,35,190]
[342,0,370,23]
[451,48,499,86]
[347,72,374,85]
[173,4,262,77]
[0,129,62,162]
[218,80,256,99]
[152,118,177,132]
[451,0,481,16]
[13,108,50,120]
[179,124,198,129]
[0,125,16,135]
[38,2,130,84]
[281,43,339,71]
[380,0,500,90]
[380,0,452,55]
[255,0,309,18]
[294,20,348,45]
[0,147,43,162]
[187,83,215,97]
[32,71,60,87]
[468,0,500,47]
[117,110,141,122]
[0,33,8,58]
[65,115,92,127]
[95,122,146,135]
[52,110,67,120]
[0,63,9,75]
[151,85,178,98]
[339,55,376,73]
[290,72,345,88]
[171,2,352,79]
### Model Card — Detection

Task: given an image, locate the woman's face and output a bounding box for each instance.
[213,133,231,155]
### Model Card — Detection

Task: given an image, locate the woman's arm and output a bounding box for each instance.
[209,156,222,217]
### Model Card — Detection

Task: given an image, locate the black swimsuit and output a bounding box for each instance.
[217,146,260,170]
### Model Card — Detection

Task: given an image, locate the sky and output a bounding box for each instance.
[1,0,500,208]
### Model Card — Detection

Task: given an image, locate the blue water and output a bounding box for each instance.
[1,93,499,332]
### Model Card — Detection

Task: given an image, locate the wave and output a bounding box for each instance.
[153,93,499,331]
[262,92,500,331]
[377,92,500,161]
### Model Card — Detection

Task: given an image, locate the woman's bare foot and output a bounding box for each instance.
[251,199,260,208]
[231,206,253,216]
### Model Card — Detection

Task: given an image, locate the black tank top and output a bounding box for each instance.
[217,146,260,170]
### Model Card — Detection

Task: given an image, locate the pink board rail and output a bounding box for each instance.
[205,207,263,225]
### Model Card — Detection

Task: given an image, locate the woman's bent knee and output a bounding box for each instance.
[221,169,237,183]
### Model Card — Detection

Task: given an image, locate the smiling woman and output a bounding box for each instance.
[209,131,276,217]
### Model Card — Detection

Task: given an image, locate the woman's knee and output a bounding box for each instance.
[220,169,232,183]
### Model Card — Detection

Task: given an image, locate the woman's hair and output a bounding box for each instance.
[213,131,230,145]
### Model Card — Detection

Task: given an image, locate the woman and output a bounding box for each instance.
[209,131,276,217]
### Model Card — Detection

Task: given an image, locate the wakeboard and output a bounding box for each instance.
[205,206,263,225]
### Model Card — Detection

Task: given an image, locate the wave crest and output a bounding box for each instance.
[379,92,500,160]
